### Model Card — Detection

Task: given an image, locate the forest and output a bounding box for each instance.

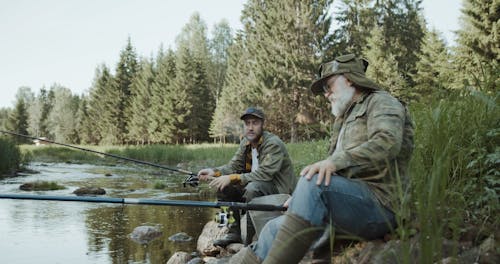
[1,0,497,146]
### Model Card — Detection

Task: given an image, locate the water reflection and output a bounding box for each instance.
[0,163,217,264]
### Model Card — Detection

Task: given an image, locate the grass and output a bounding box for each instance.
[0,137,22,176]
[20,180,66,191]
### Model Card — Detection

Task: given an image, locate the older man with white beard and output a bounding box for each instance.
[230,54,415,264]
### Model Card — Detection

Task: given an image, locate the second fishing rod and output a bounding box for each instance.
[0,130,199,186]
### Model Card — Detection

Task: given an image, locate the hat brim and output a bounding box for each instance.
[240,113,264,120]
[310,72,380,96]
[344,72,380,91]
[310,72,337,96]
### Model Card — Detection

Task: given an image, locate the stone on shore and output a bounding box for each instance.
[169,232,193,242]
[197,221,232,256]
[73,187,106,196]
[166,251,191,264]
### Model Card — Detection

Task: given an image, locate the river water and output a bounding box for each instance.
[0,162,217,264]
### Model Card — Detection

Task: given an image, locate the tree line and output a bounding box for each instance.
[1,0,498,145]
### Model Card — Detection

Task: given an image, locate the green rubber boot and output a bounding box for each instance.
[229,246,261,264]
[262,213,322,264]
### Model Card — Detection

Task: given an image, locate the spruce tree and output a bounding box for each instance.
[455,0,499,91]
[6,98,29,144]
[88,64,120,145]
[209,20,233,103]
[364,26,408,100]
[114,37,139,144]
[127,58,155,144]
[238,0,334,142]
[170,47,195,143]
[151,47,177,144]
[413,29,453,100]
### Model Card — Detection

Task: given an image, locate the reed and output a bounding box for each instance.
[0,137,22,176]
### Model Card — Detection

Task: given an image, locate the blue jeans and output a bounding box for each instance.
[253,175,396,260]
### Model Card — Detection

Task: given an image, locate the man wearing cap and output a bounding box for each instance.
[231,54,414,263]
[197,107,297,247]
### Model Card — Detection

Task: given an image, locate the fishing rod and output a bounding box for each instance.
[0,194,287,211]
[0,130,199,187]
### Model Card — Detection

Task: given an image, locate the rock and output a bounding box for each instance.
[104,173,112,176]
[197,221,230,256]
[73,187,106,196]
[226,243,244,254]
[167,251,191,264]
[187,257,204,264]
[19,183,34,191]
[129,225,163,245]
[169,232,193,242]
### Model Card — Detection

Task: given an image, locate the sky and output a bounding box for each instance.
[0,0,463,109]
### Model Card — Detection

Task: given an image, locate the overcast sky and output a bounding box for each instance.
[0,0,462,108]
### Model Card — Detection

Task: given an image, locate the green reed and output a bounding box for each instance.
[404,90,499,262]
[0,137,22,176]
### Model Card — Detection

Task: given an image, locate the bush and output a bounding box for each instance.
[0,137,21,176]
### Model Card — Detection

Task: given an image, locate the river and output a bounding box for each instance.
[0,162,216,264]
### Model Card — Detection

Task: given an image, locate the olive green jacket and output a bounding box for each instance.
[327,90,414,209]
[215,131,297,194]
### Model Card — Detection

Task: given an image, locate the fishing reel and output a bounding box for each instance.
[214,206,235,227]
[182,174,199,187]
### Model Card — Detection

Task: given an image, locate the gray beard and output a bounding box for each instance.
[330,84,355,117]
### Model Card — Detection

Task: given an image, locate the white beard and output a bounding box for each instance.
[329,80,355,117]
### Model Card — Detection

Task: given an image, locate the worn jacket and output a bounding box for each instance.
[327,90,414,209]
[214,131,297,194]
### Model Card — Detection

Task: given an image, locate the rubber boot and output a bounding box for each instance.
[214,209,242,247]
[262,213,322,264]
[245,213,256,246]
[229,246,261,264]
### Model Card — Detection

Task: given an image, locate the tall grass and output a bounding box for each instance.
[0,137,22,176]
[406,90,499,262]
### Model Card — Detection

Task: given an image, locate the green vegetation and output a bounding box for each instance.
[20,181,66,191]
[0,137,22,176]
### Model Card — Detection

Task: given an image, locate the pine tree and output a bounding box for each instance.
[88,64,120,145]
[237,0,334,142]
[170,47,195,143]
[413,29,453,100]
[333,0,377,54]
[127,58,155,144]
[372,0,425,85]
[151,47,177,144]
[6,98,29,144]
[75,96,96,144]
[114,37,139,144]
[364,26,408,99]
[209,35,253,143]
[455,0,499,91]
[209,20,233,103]
[174,13,215,143]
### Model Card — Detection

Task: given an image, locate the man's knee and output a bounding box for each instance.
[244,181,277,201]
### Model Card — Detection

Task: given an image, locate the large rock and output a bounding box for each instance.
[73,187,106,196]
[129,225,163,245]
[197,221,230,256]
[166,251,191,264]
[169,232,193,242]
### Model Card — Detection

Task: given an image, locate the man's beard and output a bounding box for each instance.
[329,81,355,117]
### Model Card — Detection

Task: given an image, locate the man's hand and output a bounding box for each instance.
[197,168,215,181]
[283,196,292,208]
[300,159,336,186]
[209,175,231,191]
